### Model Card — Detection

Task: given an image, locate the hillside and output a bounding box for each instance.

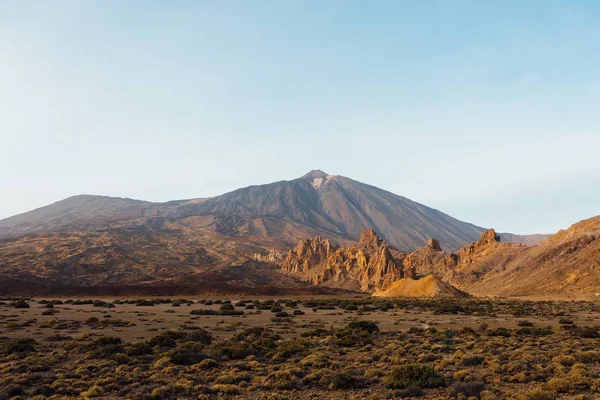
[391,216,600,298]
[0,226,340,296]
[0,170,558,296]
[459,217,600,298]
[0,170,542,252]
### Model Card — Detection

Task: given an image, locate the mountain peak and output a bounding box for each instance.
[301,169,329,179]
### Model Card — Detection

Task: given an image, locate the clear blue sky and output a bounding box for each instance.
[1,0,599,234]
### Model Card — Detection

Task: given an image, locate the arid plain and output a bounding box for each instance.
[3,296,600,399]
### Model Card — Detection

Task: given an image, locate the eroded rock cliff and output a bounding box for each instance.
[281,229,404,292]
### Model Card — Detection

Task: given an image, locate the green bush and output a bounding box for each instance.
[384,364,446,389]
[0,338,37,355]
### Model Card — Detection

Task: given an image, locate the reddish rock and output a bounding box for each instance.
[281,229,403,292]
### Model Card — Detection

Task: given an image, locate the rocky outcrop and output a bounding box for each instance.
[252,248,285,263]
[403,246,458,281]
[281,230,403,292]
[283,217,600,299]
[281,237,335,275]
[426,238,442,251]
[456,229,503,265]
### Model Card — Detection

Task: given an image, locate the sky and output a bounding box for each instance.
[1,0,599,234]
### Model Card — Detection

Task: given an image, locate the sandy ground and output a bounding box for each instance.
[3,298,599,342]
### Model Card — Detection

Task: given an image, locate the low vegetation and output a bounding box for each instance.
[1,297,600,399]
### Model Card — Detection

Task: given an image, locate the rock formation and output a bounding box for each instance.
[281,229,404,292]
[281,237,335,275]
[426,238,442,251]
[252,248,285,263]
[454,229,510,267]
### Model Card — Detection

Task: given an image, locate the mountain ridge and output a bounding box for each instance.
[0,170,550,251]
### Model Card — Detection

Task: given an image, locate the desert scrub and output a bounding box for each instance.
[333,321,379,348]
[578,350,600,363]
[520,388,558,399]
[164,342,207,365]
[384,364,446,389]
[151,382,198,399]
[462,354,485,366]
[269,339,308,361]
[87,336,124,359]
[451,381,486,398]
[210,384,240,395]
[0,337,37,356]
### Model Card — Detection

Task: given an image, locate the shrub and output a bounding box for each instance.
[418,353,441,363]
[12,300,30,308]
[546,377,574,393]
[0,338,37,355]
[392,386,425,398]
[210,384,240,395]
[185,329,212,344]
[578,351,600,363]
[30,384,56,396]
[462,355,485,366]
[559,318,574,325]
[451,381,486,398]
[147,331,187,349]
[211,341,256,360]
[328,369,365,389]
[384,364,446,389]
[0,384,24,399]
[488,327,511,337]
[518,320,534,327]
[126,342,153,356]
[167,342,205,365]
[523,389,557,400]
[347,321,379,334]
[571,326,600,338]
[87,336,124,358]
[517,327,553,336]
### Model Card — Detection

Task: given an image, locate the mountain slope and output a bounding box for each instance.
[163,170,488,251]
[0,170,544,252]
[0,225,340,296]
[392,216,600,298]
[0,195,154,239]
[459,217,600,298]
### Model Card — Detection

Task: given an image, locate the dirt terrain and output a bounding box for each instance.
[3,297,600,399]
